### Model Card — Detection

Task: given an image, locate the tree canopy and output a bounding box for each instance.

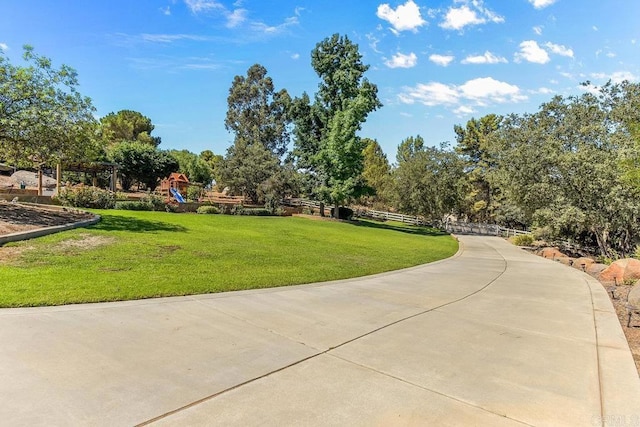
[291,34,381,217]
[100,110,161,147]
[0,45,97,166]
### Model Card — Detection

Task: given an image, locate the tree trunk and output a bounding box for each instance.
[593,226,612,258]
[319,202,325,217]
[334,202,340,219]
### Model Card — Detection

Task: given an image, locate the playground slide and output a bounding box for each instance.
[170,187,186,203]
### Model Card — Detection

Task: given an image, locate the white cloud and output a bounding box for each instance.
[160,6,171,15]
[226,9,247,28]
[377,0,426,33]
[399,77,526,109]
[545,42,574,57]
[366,33,382,54]
[399,82,459,106]
[385,52,418,68]
[514,40,550,64]
[607,71,637,83]
[459,77,526,104]
[453,105,476,116]
[532,87,554,94]
[141,34,208,43]
[528,0,557,9]
[184,0,223,13]
[440,5,483,30]
[461,51,507,64]
[291,53,300,60]
[429,54,455,66]
[533,26,543,35]
[249,15,299,35]
[440,1,503,31]
[0,43,8,51]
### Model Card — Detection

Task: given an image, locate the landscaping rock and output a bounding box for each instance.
[538,247,565,260]
[573,257,596,271]
[587,263,608,277]
[629,281,640,307]
[599,258,640,284]
[555,257,575,266]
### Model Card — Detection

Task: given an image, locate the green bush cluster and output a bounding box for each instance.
[141,193,167,211]
[56,186,116,209]
[240,208,273,216]
[115,201,153,211]
[196,205,220,215]
[512,234,534,246]
[233,206,273,216]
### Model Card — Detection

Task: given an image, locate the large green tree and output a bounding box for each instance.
[224,64,291,157]
[0,45,97,166]
[168,149,213,184]
[454,115,502,222]
[393,140,465,224]
[291,34,382,217]
[108,141,178,191]
[221,64,290,203]
[359,138,392,206]
[218,142,280,203]
[491,83,640,256]
[100,110,161,147]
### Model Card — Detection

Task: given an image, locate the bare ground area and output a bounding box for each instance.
[0,201,93,236]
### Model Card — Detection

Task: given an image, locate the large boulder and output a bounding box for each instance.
[573,257,596,271]
[587,263,608,277]
[555,257,575,266]
[629,281,640,307]
[538,247,565,260]
[599,258,640,283]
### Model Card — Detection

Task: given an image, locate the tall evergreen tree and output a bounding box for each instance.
[291,34,382,218]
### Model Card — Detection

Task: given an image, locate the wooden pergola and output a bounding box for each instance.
[36,161,119,196]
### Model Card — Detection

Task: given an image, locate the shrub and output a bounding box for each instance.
[115,201,153,211]
[302,207,315,215]
[330,206,354,220]
[186,186,202,202]
[512,234,534,246]
[231,204,244,215]
[239,208,273,216]
[56,186,116,209]
[140,193,167,211]
[196,205,220,215]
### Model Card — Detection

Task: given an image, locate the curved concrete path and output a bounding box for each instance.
[1,236,639,426]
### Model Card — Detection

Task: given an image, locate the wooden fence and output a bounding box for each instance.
[284,198,426,225]
[444,221,530,237]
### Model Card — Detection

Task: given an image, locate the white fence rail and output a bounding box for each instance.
[444,221,530,237]
[285,198,426,225]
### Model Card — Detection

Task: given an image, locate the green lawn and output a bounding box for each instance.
[0,210,458,307]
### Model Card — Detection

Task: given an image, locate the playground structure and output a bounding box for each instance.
[160,173,190,204]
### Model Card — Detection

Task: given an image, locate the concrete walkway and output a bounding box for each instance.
[1,236,639,426]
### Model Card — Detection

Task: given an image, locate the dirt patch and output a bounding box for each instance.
[0,245,34,265]
[57,234,114,250]
[0,201,94,236]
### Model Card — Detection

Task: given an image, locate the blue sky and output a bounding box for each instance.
[1,0,638,161]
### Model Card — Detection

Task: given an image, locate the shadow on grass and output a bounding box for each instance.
[354,219,448,237]
[89,214,188,233]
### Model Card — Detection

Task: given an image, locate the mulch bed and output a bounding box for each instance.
[0,202,93,236]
